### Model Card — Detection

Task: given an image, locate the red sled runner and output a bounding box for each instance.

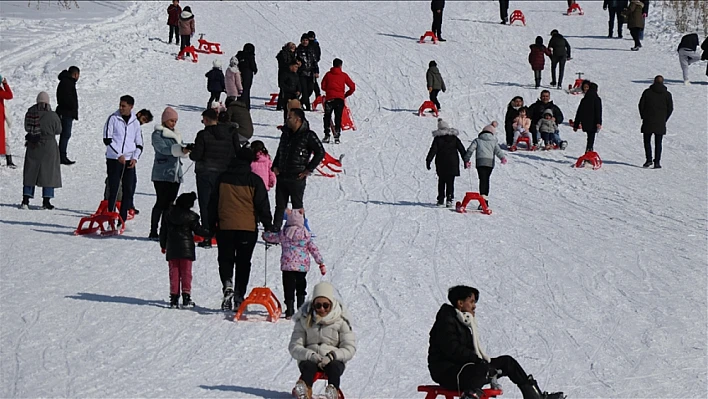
[417,385,503,399]
[74,200,134,236]
[194,34,223,54]
[455,192,492,215]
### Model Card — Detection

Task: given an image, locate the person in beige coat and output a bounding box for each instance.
[289,282,356,399]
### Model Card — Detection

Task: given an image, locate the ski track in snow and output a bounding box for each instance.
[1,1,706,398]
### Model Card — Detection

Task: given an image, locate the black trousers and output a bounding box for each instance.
[106,159,136,223]
[608,7,624,36]
[282,270,307,307]
[313,76,321,97]
[499,0,509,21]
[430,89,441,111]
[630,28,642,47]
[216,230,258,297]
[323,98,345,136]
[533,70,542,88]
[643,132,663,162]
[169,25,179,43]
[585,131,597,152]
[196,172,220,236]
[550,56,566,86]
[180,34,191,54]
[432,9,443,38]
[299,360,346,389]
[273,177,306,229]
[476,166,493,197]
[238,73,253,109]
[299,75,314,110]
[435,355,529,392]
[437,175,455,203]
[208,91,221,109]
[151,181,180,234]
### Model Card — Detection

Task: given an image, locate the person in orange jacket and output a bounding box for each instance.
[320,58,355,144]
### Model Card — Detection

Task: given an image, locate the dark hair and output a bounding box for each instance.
[518,106,528,113]
[540,89,551,96]
[119,95,135,106]
[202,108,218,121]
[250,140,268,155]
[137,109,153,122]
[235,145,254,163]
[448,285,479,307]
[289,107,306,122]
[175,192,197,209]
[300,33,309,42]
[307,31,316,39]
[535,36,543,45]
[333,58,343,68]
[243,43,255,54]
[217,111,230,124]
[68,66,80,75]
[512,95,523,103]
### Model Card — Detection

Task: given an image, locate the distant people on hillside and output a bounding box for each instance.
[498,0,509,24]
[603,0,627,38]
[321,58,356,144]
[528,36,551,89]
[236,43,257,108]
[296,34,318,111]
[0,75,15,168]
[677,33,701,85]
[55,65,80,165]
[431,0,446,41]
[205,59,225,110]
[426,60,446,112]
[548,30,571,90]
[625,0,645,51]
[167,0,181,45]
[426,118,466,208]
[504,96,524,147]
[178,6,195,55]
[572,81,603,153]
[638,75,673,169]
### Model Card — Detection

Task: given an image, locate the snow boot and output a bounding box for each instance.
[6,155,16,169]
[436,201,445,207]
[150,208,161,238]
[653,161,662,169]
[437,37,446,42]
[322,133,330,143]
[169,294,180,309]
[182,293,195,308]
[446,198,453,208]
[233,291,245,310]
[19,195,30,209]
[42,197,54,210]
[324,384,339,399]
[519,375,565,399]
[334,137,340,144]
[642,159,653,168]
[285,300,295,319]
[292,379,311,399]
[197,238,212,249]
[221,287,234,311]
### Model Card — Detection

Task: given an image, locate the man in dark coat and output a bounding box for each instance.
[307,31,322,98]
[279,62,302,124]
[55,65,80,165]
[276,42,297,111]
[271,108,324,230]
[603,0,628,38]
[573,81,602,153]
[428,285,565,399]
[499,0,509,24]
[431,0,446,41]
[702,37,708,76]
[504,96,524,147]
[529,90,564,148]
[638,75,673,168]
[236,43,257,109]
[296,34,318,111]
[548,30,571,89]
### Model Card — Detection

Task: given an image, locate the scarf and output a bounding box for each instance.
[456,309,490,363]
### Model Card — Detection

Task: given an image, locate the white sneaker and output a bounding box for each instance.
[684,80,691,86]
[324,384,339,399]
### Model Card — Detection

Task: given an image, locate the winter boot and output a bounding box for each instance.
[182,293,195,308]
[642,159,653,168]
[221,286,234,311]
[292,379,311,399]
[322,133,331,143]
[519,375,565,399]
[19,195,30,209]
[197,238,212,248]
[42,197,54,210]
[285,300,295,319]
[436,201,445,207]
[608,22,613,38]
[169,294,180,309]
[233,291,245,310]
[324,384,339,399]
[6,155,16,169]
[653,161,662,169]
[149,208,161,240]
[446,197,453,208]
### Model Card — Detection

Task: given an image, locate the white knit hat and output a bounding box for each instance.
[213,59,222,69]
[437,118,450,130]
[312,281,335,303]
[36,91,50,104]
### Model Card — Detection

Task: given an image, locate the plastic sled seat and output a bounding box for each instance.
[574,151,602,170]
[265,93,279,106]
[510,10,526,26]
[417,385,503,399]
[233,287,282,322]
[195,34,223,54]
[455,192,492,215]
[75,200,127,236]
[312,95,326,111]
[316,152,344,178]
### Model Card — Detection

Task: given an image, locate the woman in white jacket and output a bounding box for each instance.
[289,282,356,399]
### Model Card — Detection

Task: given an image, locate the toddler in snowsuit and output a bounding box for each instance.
[426,118,466,207]
[426,61,446,111]
[462,122,507,209]
[536,109,565,150]
[205,60,226,110]
[159,192,210,309]
[250,140,276,191]
[511,106,532,149]
[262,208,325,319]
[528,36,551,89]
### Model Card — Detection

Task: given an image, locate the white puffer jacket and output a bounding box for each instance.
[288,300,357,363]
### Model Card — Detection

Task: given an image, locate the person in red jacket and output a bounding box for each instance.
[0,76,15,168]
[528,36,551,89]
[167,0,182,45]
[320,58,355,144]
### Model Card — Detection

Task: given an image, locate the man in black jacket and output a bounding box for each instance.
[573,81,602,153]
[276,42,297,111]
[548,30,571,89]
[55,66,80,165]
[428,285,564,399]
[271,108,325,230]
[236,43,258,109]
[638,75,673,168]
[189,108,239,247]
[431,0,446,41]
[603,0,628,38]
[529,90,564,148]
[307,31,322,98]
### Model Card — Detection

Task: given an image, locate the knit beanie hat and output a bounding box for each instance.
[213,59,222,69]
[437,118,449,130]
[312,281,335,303]
[36,91,50,104]
[482,121,498,134]
[284,208,307,240]
[175,191,196,209]
[543,109,554,117]
[161,106,178,123]
[300,33,309,42]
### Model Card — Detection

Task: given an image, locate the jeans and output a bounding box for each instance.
[106,159,136,223]
[643,132,663,162]
[273,177,306,229]
[432,9,443,37]
[476,166,494,196]
[23,186,54,199]
[169,259,192,295]
[298,360,346,389]
[169,24,179,44]
[59,115,73,159]
[429,89,441,111]
[216,230,258,297]
[550,56,566,86]
[437,175,455,203]
[196,172,221,235]
[323,98,345,136]
[152,181,180,234]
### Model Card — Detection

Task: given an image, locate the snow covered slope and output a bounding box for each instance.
[0,1,706,398]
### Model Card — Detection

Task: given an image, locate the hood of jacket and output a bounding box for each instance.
[649,82,668,94]
[167,206,195,226]
[294,298,351,328]
[204,123,230,141]
[155,124,182,143]
[180,10,193,20]
[57,70,75,82]
[432,127,460,137]
[478,131,496,141]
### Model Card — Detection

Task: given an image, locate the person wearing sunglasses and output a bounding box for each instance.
[289,282,356,399]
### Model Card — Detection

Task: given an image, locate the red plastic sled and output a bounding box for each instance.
[417,385,503,399]
[509,136,534,152]
[510,10,526,26]
[565,3,584,15]
[176,45,198,62]
[265,93,279,106]
[455,192,492,215]
[74,200,130,236]
[194,34,223,54]
[316,152,344,178]
[234,287,282,322]
[419,100,439,117]
[419,31,439,44]
[574,151,602,170]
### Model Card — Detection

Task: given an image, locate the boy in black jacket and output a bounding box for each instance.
[205,59,226,110]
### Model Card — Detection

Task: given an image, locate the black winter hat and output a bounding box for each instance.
[429,60,437,67]
[183,6,192,12]
[175,192,197,209]
[243,43,255,54]
[300,33,309,41]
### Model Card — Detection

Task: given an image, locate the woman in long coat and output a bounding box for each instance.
[21,91,62,209]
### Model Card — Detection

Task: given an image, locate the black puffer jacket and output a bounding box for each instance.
[279,70,301,97]
[296,44,318,77]
[189,123,238,174]
[159,205,210,261]
[638,82,673,135]
[237,48,258,76]
[272,121,325,177]
[573,84,603,134]
[277,46,296,74]
[56,70,79,120]
[426,128,466,177]
[548,33,571,59]
[428,304,486,385]
[529,100,564,134]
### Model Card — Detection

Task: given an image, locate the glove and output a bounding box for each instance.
[642,12,647,18]
[318,352,335,368]
[501,158,508,165]
[426,163,431,171]
[319,264,326,275]
[464,161,471,169]
[309,352,323,364]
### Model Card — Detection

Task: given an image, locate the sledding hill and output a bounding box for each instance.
[0,1,706,398]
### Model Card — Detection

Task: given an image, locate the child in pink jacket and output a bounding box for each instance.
[511,106,532,149]
[262,208,325,319]
[249,140,276,191]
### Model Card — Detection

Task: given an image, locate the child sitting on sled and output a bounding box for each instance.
[536,109,567,150]
[511,106,532,150]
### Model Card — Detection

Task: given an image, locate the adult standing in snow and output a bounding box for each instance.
[55,65,79,165]
[529,90,564,149]
[209,146,273,311]
[320,58,356,144]
[426,60,446,112]
[603,0,627,38]
[289,281,356,399]
[296,34,318,111]
[548,29,571,90]
[149,107,190,240]
[167,0,181,45]
[504,96,524,147]
[428,285,565,399]
[498,0,509,24]
[431,0,446,41]
[272,108,324,230]
[276,42,298,111]
[225,97,253,143]
[104,95,144,224]
[279,62,302,124]
[626,0,645,51]
[426,118,466,208]
[225,55,243,102]
[178,6,195,56]
[677,33,701,85]
[236,43,257,108]
[20,91,62,210]
[0,75,15,168]
[572,81,602,153]
[307,32,322,98]
[638,75,673,169]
